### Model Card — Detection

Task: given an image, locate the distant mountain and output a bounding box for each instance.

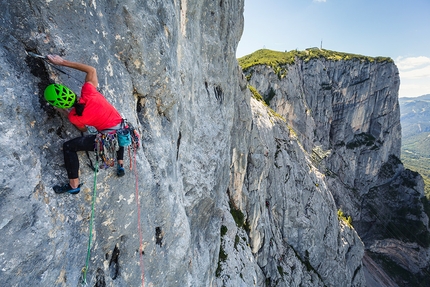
[399,94,430,138]
[399,94,430,197]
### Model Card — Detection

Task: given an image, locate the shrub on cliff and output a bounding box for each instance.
[238,48,393,75]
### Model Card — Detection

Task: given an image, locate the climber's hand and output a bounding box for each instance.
[47,54,65,66]
[55,107,69,117]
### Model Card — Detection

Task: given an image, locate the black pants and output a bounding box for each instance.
[63,135,124,179]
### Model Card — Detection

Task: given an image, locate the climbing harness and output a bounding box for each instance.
[81,156,99,285]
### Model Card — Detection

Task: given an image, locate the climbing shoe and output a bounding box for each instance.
[117,165,125,177]
[53,183,81,194]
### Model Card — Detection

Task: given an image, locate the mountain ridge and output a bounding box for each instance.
[239,48,430,286]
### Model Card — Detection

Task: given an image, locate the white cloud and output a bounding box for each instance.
[396,56,430,97]
[399,79,430,97]
[313,0,327,2]
[399,65,430,79]
[395,56,430,71]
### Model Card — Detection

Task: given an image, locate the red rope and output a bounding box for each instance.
[128,146,133,170]
[133,147,145,287]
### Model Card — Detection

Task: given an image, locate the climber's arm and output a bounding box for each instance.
[47,55,98,88]
[55,108,86,131]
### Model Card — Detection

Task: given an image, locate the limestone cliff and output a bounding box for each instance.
[1,2,426,287]
[1,1,245,286]
[240,49,430,286]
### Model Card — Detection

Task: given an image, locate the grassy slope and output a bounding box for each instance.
[238,48,392,72]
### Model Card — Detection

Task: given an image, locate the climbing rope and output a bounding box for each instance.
[128,146,133,170]
[133,146,145,287]
[81,156,99,285]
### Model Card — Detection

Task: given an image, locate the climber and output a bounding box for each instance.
[44,54,125,194]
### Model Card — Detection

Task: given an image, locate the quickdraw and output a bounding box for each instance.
[128,123,141,169]
[93,120,140,170]
[128,122,141,151]
[94,132,119,169]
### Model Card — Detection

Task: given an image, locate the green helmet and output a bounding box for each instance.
[44,84,76,109]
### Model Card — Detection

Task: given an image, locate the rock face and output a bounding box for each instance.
[1,1,245,286]
[246,56,402,215]
[0,2,426,287]
[243,52,430,286]
[223,93,365,287]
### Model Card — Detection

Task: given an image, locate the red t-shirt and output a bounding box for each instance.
[68,82,122,131]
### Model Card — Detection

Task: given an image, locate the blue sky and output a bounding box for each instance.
[237,0,430,97]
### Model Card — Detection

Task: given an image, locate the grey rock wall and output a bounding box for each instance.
[244,55,430,285]
[247,58,402,216]
[223,96,365,287]
[1,1,245,286]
